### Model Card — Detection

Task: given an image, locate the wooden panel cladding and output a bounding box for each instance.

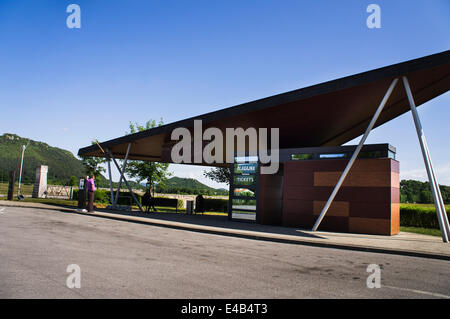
[284,171,314,186]
[281,158,400,235]
[317,216,349,232]
[391,160,400,174]
[391,203,400,235]
[285,185,391,204]
[283,199,313,215]
[258,167,284,225]
[391,172,400,189]
[283,211,315,229]
[314,171,391,187]
[285,158,391,173]
[391,187,400,204]
[349,202,391,219]
[285,161,347,172]
[349,217,391,236]
[313,201,349,217]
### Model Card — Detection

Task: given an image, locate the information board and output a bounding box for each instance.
[230,157,258,221]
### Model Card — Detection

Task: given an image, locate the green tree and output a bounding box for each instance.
[68,175,78,186]
[420,189,433,204]
[401,179,450,204]
[204,167,231,185]
[125,119,171,193]
[81,142,107,178]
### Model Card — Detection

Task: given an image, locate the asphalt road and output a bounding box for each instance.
[0,206,449,299]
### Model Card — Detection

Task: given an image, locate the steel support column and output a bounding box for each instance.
[402,76,449,243]
[312,78,399,231]
[106,152,115,205]
[108,148,143,213]
[113,143,131,206]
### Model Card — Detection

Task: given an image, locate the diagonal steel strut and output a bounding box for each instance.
[312,78,399,231]
[113,143,131,206]
[402,76,449,243]
[108,146,143,212]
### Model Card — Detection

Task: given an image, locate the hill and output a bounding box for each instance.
[0,134,225,193]
[155,177,229,195]
[0,133,87,185]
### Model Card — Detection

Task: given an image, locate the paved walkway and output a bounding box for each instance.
[1,200,449,260]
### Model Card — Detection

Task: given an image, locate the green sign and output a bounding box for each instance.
[230,158,258,221]
[234,163,257,174]
[234,174,256,186]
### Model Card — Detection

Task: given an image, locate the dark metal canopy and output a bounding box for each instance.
[78,50,450,163]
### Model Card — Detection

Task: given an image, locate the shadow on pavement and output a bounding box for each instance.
[89,207,324,239]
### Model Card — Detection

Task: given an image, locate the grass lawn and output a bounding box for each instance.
[401,203,450,210]
[0,183,35,196]
[21,197,77,206]
[400,226,442,237]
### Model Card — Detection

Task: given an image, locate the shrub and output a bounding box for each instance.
[112,192,144,206]
[72,189,142,205]
[203,198,228,212]
[94,189,109,204]
[152,197,183,209]
[70,190,220,211]
[400,205,450,229]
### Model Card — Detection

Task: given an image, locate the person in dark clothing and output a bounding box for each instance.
[86,175,96,212]
[142,189,156,212]
[195,194,205,215]
[142,189,151,212]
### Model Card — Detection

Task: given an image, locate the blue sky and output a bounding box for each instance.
[0,0,449,188]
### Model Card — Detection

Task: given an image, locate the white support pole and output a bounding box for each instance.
[424,137,450,239]
[312,78,399,231]
[17,145,26,197]
[433,172,450,237]
[113,143,131,206]
[108,149,144,213]
[402,76,449,243]
[18,144,28,197]
[106,152,115,205]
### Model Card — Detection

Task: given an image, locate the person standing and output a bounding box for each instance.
[142,188,156,212]
[195,194,205,215]
[86,175,96,212]
[142,189,151,213]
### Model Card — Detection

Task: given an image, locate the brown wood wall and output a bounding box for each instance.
[282,158,400,235]
[258,165,284,225]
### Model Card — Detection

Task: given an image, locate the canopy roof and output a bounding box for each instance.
[78,50,450,163]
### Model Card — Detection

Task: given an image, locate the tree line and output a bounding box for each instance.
[401,180,450,204]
